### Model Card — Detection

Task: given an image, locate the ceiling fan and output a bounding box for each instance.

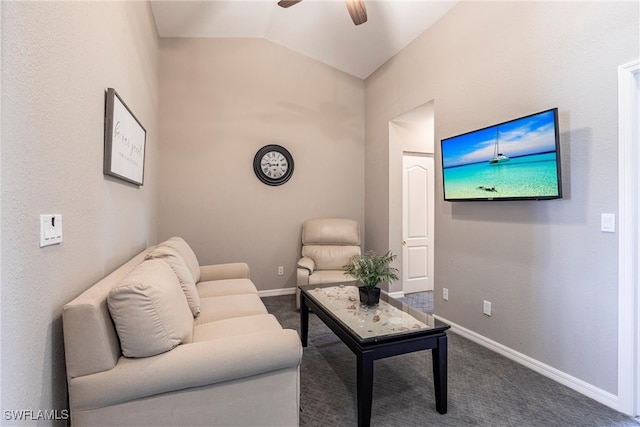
[277,0,368,26]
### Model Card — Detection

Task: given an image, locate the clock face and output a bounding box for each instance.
[261,151,288,179]
[253,145,294,186]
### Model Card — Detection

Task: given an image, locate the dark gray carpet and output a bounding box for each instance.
[262,294,640,427]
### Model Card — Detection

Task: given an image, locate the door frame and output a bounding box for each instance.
[618,58,639,416]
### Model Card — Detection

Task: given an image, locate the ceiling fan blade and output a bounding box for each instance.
[345,0,367,25]
[278,0,303,8]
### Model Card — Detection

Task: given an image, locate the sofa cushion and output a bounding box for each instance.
[192,314,282,342]
[159,237,201,283]
[308,270,356,285]
[197,278,258,298]
[302,218,360,245]
[145,246,200,317]
[194,294,268,325]
[107,260,193,358]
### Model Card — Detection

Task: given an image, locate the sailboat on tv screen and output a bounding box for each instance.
[489,129,509,165]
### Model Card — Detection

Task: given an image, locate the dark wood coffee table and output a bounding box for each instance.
[300,283,450,427]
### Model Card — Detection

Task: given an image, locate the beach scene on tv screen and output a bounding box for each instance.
[442,110,560,200]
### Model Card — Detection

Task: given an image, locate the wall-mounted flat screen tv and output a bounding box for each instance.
[440,108,562,201]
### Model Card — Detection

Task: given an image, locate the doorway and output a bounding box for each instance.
[388,101,435,297]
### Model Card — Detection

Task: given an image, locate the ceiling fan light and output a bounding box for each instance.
[346,0,368,25]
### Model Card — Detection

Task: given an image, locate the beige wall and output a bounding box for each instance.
[365,1,639,395]
[1,1,159,420]
[158,38,365,292]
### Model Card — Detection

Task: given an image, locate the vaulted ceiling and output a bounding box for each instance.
[150,0,458,79]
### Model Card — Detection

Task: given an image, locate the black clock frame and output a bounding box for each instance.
[253,144,294,186]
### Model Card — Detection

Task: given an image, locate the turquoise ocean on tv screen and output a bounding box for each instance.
[443,152,559,199]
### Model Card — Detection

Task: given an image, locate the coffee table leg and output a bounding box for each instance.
[432,334,448,414]
[357,351,374,427]
[300,293,309,347]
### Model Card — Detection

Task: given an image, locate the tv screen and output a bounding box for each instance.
[440,108,562,201]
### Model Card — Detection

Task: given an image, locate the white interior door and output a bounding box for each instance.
[402,155,434,293]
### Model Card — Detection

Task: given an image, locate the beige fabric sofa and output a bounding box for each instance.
[63,237,302,426]
[296,218,361,308]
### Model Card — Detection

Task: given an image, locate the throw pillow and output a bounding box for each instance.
[108,259,193,358]
[145,245,201,317]
[159,237,201,283]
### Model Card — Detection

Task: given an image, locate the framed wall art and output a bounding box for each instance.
[103,88,146,186]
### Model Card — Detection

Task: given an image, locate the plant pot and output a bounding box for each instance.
[358,286,381,306]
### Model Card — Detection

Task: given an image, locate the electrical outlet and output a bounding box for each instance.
[483,300,492,316]
[442,288,449,301]
[277,266,284,276]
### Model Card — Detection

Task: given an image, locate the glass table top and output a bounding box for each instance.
[300,283,445,343]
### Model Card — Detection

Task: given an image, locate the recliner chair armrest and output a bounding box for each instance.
[296,267,310,287]
[199,262,250,281]
[69,329,302,412]
[296,257,315,274]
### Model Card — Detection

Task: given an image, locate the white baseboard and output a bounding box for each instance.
[388,291,405,299]
[258,287,296,298]
[434,315,620,412]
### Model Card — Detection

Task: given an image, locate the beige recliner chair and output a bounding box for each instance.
[296,218,361,308]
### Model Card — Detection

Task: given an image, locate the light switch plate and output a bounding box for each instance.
[40,214,63,247]
[601,213,615,233]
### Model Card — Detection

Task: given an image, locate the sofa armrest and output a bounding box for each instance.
[297,257,315,274]
[199,262,250,281]
[69,329,302,411]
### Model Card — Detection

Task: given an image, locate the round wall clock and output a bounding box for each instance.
[253,144,294,186]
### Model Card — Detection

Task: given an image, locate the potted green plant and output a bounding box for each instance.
[343,250,399,306]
